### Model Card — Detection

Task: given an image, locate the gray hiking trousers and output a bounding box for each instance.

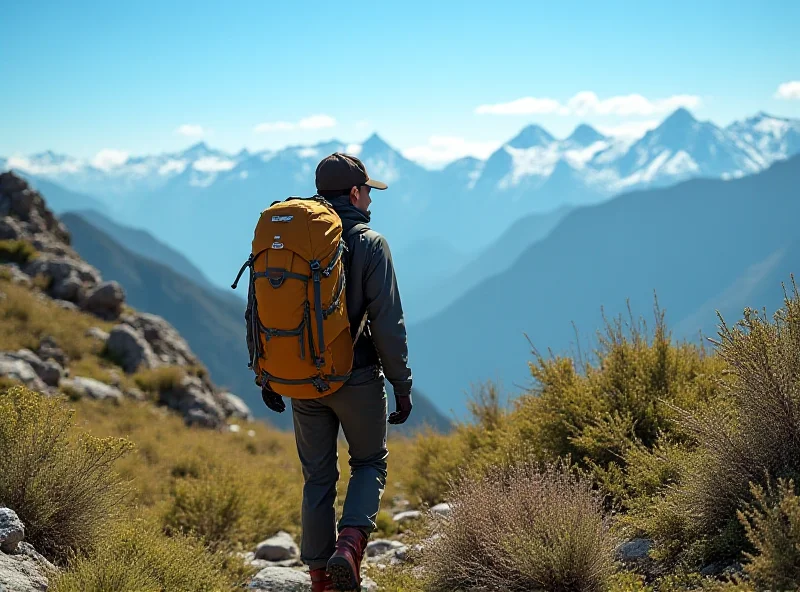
[290,366,388,570]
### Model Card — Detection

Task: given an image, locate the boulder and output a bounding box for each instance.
[106,324,158,373]
[85,327,110,342]
[159,375,226,428]
[60,377,123,402]
[82,281,125,320]
[7,350,64,387]
[616,538,652,562]
[254,531,300,562]
[121,312,200,368]
[0,552,49,592]
[429,503,451,517]
[0,171,71,245]
[392,510,422,523]
[24,255,100,303]
[0,356,47,392]
[0,508,25,553]
[220,392,252,420]
[0,263,32,287]
[36,337,67,367]
[0,216,22,240]
[248,566,310,591]
[366,539,405,558]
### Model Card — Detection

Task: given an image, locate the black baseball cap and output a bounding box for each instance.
[315,152,388,192]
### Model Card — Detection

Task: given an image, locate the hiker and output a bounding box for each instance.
[234,152,413,591]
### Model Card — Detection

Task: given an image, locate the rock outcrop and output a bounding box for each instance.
[0,170,253,426]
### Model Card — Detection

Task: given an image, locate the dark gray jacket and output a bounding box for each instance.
[329,197,412,396]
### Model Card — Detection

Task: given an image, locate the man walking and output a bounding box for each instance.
[260,153,413,591]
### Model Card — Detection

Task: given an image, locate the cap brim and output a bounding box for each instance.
[365,178,388,190]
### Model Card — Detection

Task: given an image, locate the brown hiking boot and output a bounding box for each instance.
[310,567,334,592]
[326,527,368,591]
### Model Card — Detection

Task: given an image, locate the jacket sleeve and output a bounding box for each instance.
[363,233,412,396]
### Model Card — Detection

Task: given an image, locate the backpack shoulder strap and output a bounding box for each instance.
[342,222,370,344]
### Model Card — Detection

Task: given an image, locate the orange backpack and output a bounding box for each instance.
[231,196,364,399]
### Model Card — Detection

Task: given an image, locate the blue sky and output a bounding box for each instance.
[2,0,799,167]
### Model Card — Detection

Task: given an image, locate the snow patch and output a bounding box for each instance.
[158,159,188,175]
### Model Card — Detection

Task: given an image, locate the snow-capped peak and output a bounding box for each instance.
[507,124,555,149]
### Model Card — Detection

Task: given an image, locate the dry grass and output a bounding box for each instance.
[0,386,133,564]
[0,239,38,265]
[422,459,618,592]
[0,277,115,362]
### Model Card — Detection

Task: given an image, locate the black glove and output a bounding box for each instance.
[388,393,412,424]
[261,386,286,413]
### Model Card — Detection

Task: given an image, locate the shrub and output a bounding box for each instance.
[737,478,800,588]
[51,518,238,592]
[0,386,133,563]
[671,280,800,563]
[422,458,618,592]
[162,456,297,553]
[0,239,38,265]
[508,302,726,473]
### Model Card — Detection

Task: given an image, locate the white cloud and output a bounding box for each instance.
[775,81,800,100]
[403,135,502,167]
[192,156,236,172]
[91,149,129,171]
[176,124,205,137]
[254,114,337,133]
[595,120,660,139]
[345,143,363,155]
[476,91,701,116]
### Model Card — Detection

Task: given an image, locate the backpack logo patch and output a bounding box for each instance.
[272,242,284,249]
[272,215,293,222]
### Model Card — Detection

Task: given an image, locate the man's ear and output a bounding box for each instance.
[349,186,359,204]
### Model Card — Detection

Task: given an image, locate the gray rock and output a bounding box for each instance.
[52,299,79,311]
[255,531,300,562]
[0,508,25,553]
[24,256,99,302]
[616,538,652,561]
[36,337,66,367]
[85,327,110,342]
[366,539,405,558]
[106,324,158,373]
[82,281,125,320]
[248,566,310,591]
[429,503,451,517]
[121,312,200,367]
[60,377,123,402]
[0,263,32,287]
[220,391,252,420]
[13,542,58,573]
[392,510,422,523]
[160,375,226,429]
[361,576,378,592]
[7,350,64,387]
[0,216,23,240]
[0,552,49,592]
[50,272,84,303]
[0,356,47,392]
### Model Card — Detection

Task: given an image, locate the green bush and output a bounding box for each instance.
[738,478,800,588]
[422,459,618,592]
[162,458,295,553]
[0,386,133,564]
[0,239,38,265]
[512,302,726,472]
[51,518,238,592]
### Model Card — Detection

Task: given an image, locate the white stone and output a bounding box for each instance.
[248,566,310,591]
[255,531,299,562]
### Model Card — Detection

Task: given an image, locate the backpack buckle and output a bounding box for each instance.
[309,260,321,272]
[312,377,330,393]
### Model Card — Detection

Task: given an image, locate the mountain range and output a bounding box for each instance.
[4,109,799,299]
[405,153,800,419]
